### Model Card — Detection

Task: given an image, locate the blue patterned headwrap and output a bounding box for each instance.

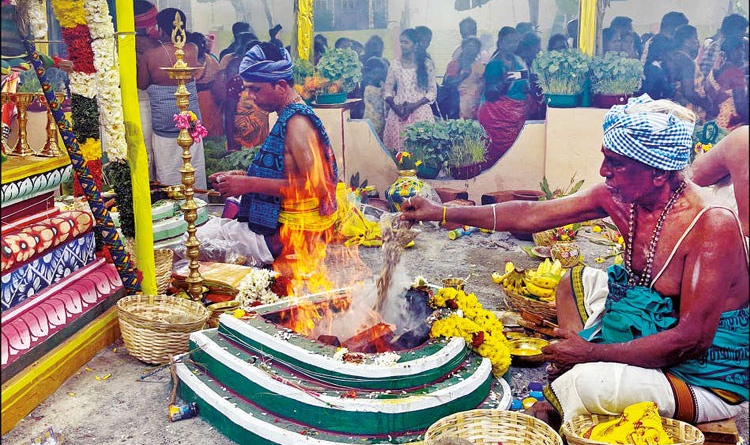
[238,45,294,83]
[602,94,695,171]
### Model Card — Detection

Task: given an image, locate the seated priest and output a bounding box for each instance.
[400,95,748,427]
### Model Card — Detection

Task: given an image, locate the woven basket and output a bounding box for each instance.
[502,286,557,323]
[117,295,209,365]
[154,249,174,294]
[532,229,557,247]
[425,409,563,445]
[562,414,704,445]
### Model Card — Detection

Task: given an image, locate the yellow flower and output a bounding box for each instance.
[595,257,605,263]
[79,138,102,161]
[617,236,625,245]
[430,286,512,377]
[592,226,602,233]
[560,234,569,241]
[51,0,87,29]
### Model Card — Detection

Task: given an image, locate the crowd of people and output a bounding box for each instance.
[131,1,748,185]
[337,12,748,175]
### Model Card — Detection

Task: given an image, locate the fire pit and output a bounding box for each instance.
[176,287,511,444]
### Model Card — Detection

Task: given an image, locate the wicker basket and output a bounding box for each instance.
[532,229,558,247]
[154,249,174,294]
[502,286,557,323]
[425,409,563,445]
[117,295,209,365]
[562,414,704,445]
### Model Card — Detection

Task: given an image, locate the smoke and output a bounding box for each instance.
[309,258,427,345]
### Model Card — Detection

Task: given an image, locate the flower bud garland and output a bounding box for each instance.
[430,287,512,377]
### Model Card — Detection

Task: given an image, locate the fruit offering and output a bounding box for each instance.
[492,259,565,302]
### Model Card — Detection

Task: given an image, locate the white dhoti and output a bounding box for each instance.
[545,267,746,423]
[195,217,274,267]
[151,134,207,191]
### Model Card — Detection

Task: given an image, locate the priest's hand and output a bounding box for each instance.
[212,174,250,197]
[542,328,594,373]
[400,196,442,223]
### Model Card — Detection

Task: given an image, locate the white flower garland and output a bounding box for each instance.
[82,0,127,161]
[68,72,97,99]
[236,269,282,309]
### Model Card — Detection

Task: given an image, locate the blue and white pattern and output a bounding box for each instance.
[1,165,73,208]
[1,233,96,311]
[239,45,294,83]
[602,94,694,171]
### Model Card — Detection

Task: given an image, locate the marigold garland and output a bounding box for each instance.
[430,287,512,377]
[49,0,87,29]
[78,138,102,161]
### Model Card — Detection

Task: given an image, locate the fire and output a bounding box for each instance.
[272,130,339,336]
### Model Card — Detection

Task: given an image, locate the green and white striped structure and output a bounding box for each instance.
[177,291,511,444]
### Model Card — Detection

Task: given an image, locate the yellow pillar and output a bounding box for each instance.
[114,0,157,294]
[296,0,314,61]
[578,0,597,56]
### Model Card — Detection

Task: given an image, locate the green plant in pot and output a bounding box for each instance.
[403,120,452,179]
[315,48,362,104]
[531,49,590,108]
[445,119,488,180]
[590,51,643,109]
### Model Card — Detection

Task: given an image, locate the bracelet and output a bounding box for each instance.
[441,206,447,226]
[492,203,497,232]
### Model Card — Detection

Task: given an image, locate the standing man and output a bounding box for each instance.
[402,95,748,426]
[137,7,207,191]
[199,43,339,268]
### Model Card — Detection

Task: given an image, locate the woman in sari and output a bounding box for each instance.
[705,36,748,131]
[188,32,223,138]
[476,27,529,169]
[215,33,269,152]
[443,37,485,120]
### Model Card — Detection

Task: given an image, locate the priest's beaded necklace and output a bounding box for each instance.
[624,181,687,287]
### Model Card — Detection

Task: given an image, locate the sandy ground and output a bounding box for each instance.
[3,223,748,445]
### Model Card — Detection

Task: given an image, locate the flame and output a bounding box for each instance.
[272,128,338,336]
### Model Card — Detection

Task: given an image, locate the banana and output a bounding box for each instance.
[525,280,555,298]
[504,262,515,273]
[491,271,504,284]
[530,273,562,289]
[539,291,556,302]
[550,259,564,276]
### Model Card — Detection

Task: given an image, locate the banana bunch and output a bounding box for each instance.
[524,259,564,301]
[492,261,529,296]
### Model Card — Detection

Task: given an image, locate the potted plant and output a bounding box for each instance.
[445,120,488,180]
[531,49,590,108]
[589,52,643,109]
[292,58,316,104]
[315,48,362,104]
[403,120,452,179]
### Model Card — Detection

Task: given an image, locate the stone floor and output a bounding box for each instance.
[2,222,747,444]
